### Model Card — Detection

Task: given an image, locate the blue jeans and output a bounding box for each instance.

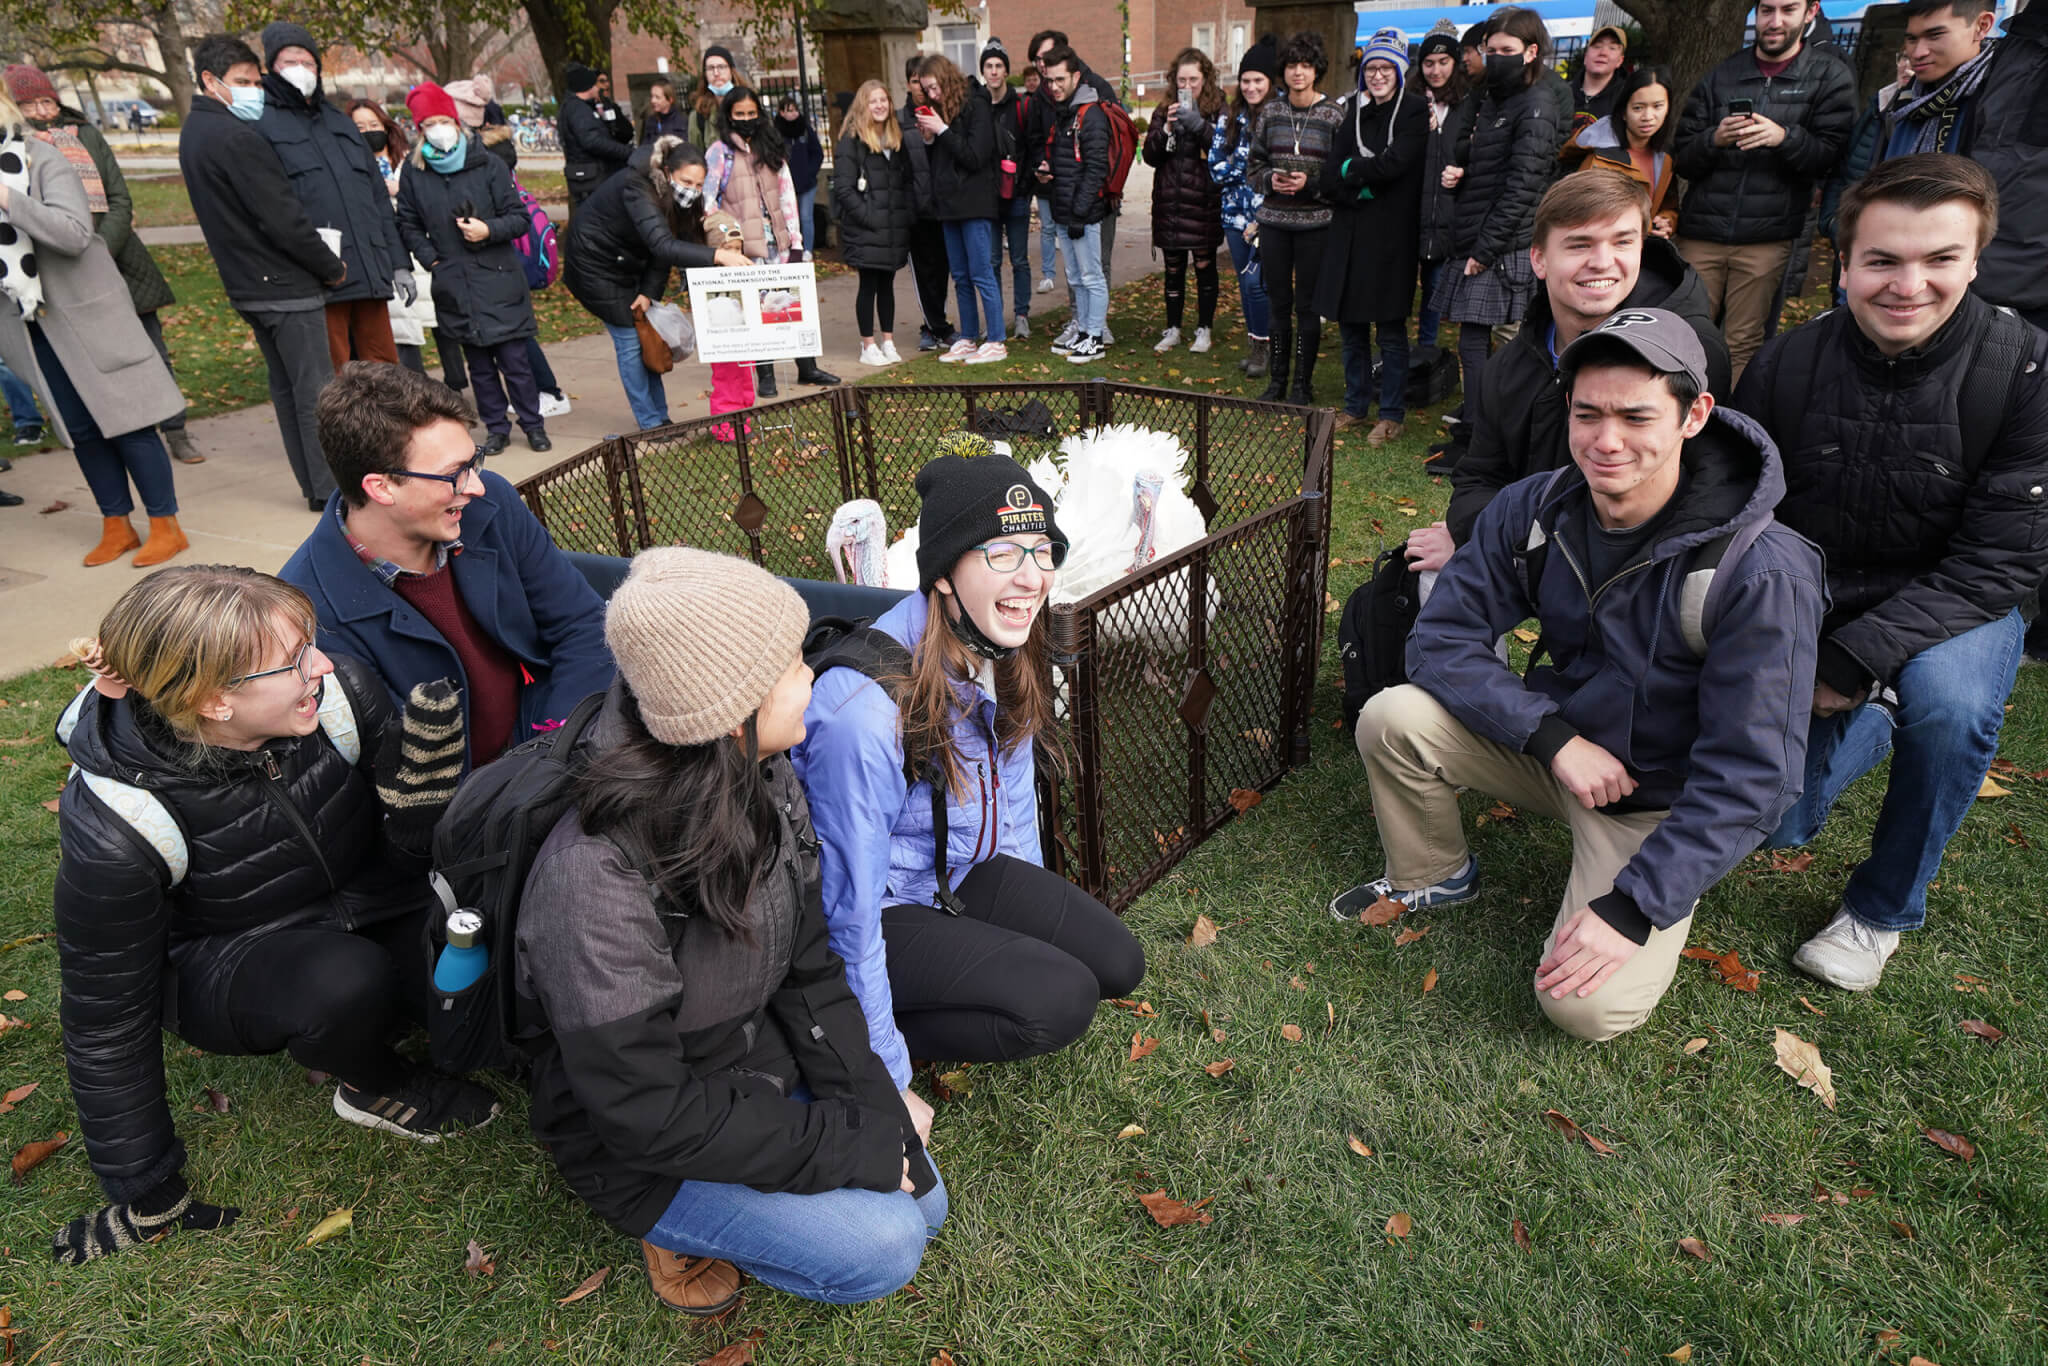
[1056,223,1108,337]
[797,186,817,254]
[603,322,669,430]
[31,325,176,517]
[941,218,1002,343]
[1036,196,1058,279]
[1225,222,1269,340]
[1415,258,1446,350]
[0,358,39,429]
[1339,319,1411,423]
[993,196,1033,320]
[645,1165,947,1305]
[1765,609,2024,930]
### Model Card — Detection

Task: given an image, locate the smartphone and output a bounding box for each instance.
[1728,98,1755,117]
[917,105,934,118]
[1177,86,1194,110]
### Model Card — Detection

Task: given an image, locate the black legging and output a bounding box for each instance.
[1163,248,1220,332]
[909,218,953,338]
[856,267,898,337]
[1458,323,1493,403]
[1259,224,1326,330]
[881,855,1145,1066]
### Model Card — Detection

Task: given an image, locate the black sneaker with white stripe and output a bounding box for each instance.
[1066,334,1105,364]
[333,1072,500,1142]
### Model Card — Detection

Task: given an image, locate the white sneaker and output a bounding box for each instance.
[1792,906,1901,991]
[964,340,1007,365]
[1066,334,1104,364]
[1051,324,1081,354]
[1190,327,1213,353]
[1012,315,1031,340]
[1154,327,1182,354]
[859,343,891,367]
[938,338,977,363]
[880,339,904,364]
[1036,276,1056,294]
[538,391,573,419]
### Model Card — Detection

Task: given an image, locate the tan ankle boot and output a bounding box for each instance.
[84,516,141,567]
[640,1240,743,1316]
[132,515,189,568]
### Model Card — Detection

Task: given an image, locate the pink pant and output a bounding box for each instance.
[710,361,753,443]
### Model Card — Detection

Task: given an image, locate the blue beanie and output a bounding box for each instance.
[1358,27,1410,85]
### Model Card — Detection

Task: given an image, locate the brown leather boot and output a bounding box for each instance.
[640,1240,742,1316]
[84,515,141,567]
[132,515,189,568]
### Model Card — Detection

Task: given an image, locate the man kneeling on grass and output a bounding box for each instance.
[1331,309,1825,1040]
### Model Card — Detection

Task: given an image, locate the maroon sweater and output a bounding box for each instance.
[392,569,522,765]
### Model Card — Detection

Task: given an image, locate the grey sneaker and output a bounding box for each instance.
[1792,906,1900,991]
[1012,314,1030,340]
[1329,854,1479,920]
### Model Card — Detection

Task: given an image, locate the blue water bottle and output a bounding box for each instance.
[434,909,489,992]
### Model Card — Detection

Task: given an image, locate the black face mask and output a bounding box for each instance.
[1483,52,1526,92]
[940,587,1020,661]
[362,128,388,153]
[728,116,761,138]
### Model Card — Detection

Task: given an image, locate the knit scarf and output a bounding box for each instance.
[1890,42,1996,155]
[0,131,45,320]
[41,127,105,213]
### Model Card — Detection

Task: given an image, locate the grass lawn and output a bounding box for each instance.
[4,254,2045,1365]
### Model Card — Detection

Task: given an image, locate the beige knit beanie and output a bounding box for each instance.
[603,548,809,746]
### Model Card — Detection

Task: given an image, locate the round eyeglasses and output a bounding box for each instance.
[228,640,315,689]
[391,449,488,490]
[976,540,1068,573]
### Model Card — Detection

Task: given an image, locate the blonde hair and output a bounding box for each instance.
[95,566,319,744]
[840,79,901,153]
[0,90,25,137]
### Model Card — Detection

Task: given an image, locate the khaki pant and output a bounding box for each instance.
[1674,236,1794,385]
[1355,685,1695,1041]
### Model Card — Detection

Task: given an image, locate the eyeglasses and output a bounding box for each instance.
[389,449,488,490]
[977,540,1068,573]
[228,640,315,689]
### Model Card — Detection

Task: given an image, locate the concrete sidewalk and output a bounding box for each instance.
[1,187,1161,679]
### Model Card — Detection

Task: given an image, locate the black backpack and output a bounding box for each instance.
[423,690,607,1073]
[1407,345,1460,410]
[1337,545,1423,731]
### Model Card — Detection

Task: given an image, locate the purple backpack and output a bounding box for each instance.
[510,177,560,291]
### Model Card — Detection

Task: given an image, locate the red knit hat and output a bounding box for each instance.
[405,82,460,127]
[4,65,58,109]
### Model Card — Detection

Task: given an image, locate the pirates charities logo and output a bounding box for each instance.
[996,483,1048,535]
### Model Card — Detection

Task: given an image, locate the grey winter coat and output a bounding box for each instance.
[0,139,181,445]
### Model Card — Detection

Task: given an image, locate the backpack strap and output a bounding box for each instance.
[1959,305,2035,473]
[1677,516,1774,657]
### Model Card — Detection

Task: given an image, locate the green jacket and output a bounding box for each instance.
[52,109,174,314]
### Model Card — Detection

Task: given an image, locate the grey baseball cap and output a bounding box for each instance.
[1558,307,1710,392]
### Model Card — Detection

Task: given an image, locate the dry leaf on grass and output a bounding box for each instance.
[1511,627,1539,643]
[1773,1028,1837,1110]
[1907,1358,1944,1366]
[1977,775,2011,799]
[1347,1133,1373,1157]
[1421,968,1438,993]
[1667,1347,1693,1364]
[1227,788,1263,813]
[201,1086,230,1115]
[1485,802,1517,822]
[1115,1123,1146,1140]
[1677,1236,1712,1262]
[556,1266,610,1303]
[931,1351,956,1366]
[0,1082,37,1113]
[1541,1110,1617,1157]
[302,1207,354,1247]
[1511,1218,1532,1252]
[1681,945,1761,991]
[9,1130,67,1184]
[1128,1032,1160,1062]
[39,799,59,814]
[1203,1059,1235,1077]
[1289,975,1306,990]
[1357,894,1406,927]
[1769,850,1815,873]
[1890,1220,1916,1240]
[1394,926,1429,946]
[1280,1024,1304,1042]
[696,1328,765,1366]
[1683,1038,1710,1055]
[1761,1212,1809,1226]
[1188,914,1219,947]
[1384,1211,1412,1238]
[464,1239,496,1277]
[1,989,23,1001]
[1921,1127,1976,1162]
[1957,1019,2005,1043]
[1799,996,1827,1016]
[1136,1189,1214,1227]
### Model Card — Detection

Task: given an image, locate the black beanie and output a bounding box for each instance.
[702,44,737,76]
[980,37,1010,73]
[262,21,320,71]
[1239,34,1279,82]
[914,436,1065,593]
[563,61,597,94]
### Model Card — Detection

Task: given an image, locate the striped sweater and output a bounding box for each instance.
[1247,94,1342,230]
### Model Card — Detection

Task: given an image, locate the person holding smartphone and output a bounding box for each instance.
[1142,48,1224,356]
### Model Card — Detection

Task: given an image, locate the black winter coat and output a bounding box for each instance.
[395,140,537,346]
[1419,93,1477,263]
[1048,87,1114,227]
[987,86,1042,203]
[1313,87,1430,322]
[1965,3,2048,313]
[1452,76,1564,267]
[255,77,404,303]
[178,97,345,306]
[563,147,723,329]
[561,92,634,200]
[924,83,999,222]
[1142,96,1223,252]
[1446,238,1732,542]
[833,135,915,270]
[1673,44,1857,245]
[777,113,825,196]
[517,694,934,1238]
[1732,295,2048,691]
[52,655,416,1201]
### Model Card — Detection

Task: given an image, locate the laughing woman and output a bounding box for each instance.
[795,438,1145,1107]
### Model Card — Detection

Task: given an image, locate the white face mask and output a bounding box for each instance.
[673,182,701,207]
[425,123,461,152]
[279,64,318,98]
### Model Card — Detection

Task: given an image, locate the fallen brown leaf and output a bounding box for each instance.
[1677,1236,1712,1262]
[1384,1211,1412,1238]
[1203,1059,1235,1077]
[1393,926,1429,946]
[464,1238,496,1277]
[1957,1019,2005,1043]
[1921,1127,1976,1162]
[1908,1358,1944,1366]
[1115,1123,1145,1140]
[1761,1212,1809,1226]
[1541,1110,1617,1157]
[1668,1347,1694,1364]
[1769,849,1814,873]
[1977,775,2011,799]
[1136,1189,1214,1227]
[1890,1220,1916,1240]
[1682,945,1761,991]
[1485,801,1517,822]
[1421,967,1438,993]
[1,990,23,1002]
[1511,627,1539,643]
[202,1086,230,1115]
[557,1265,610,1304]
[1280,1024,1303,1042]
[1188,914,1219,948]
[9,1131,68,1184]
[1228,787,1263,813]
[696,1328,766,1366]
[1128,1032,1160,1062]
[301,1207,353,1247]
[36,499,68,515]
[39,799,59,814]
[1358,895,1406,927]
[1799,996,1827,1016]
[1,1083,36,1106]
[1682,1038,1710,1055]
[1346,1133,1372,1157]
[1289,975,1306,989]
[931,1351,956,1366]
[1511,1218,1532,1251]
[1773,1028,1838,1110]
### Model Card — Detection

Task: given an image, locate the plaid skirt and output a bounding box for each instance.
[1430,247,1538,326]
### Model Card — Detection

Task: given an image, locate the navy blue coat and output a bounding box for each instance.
[1408,408,1825,940]
[279,471,615,767]
[256,75,403,303]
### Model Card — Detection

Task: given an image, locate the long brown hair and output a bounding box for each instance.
[897,591,1062,799]
[347,98,408,160]
[1158,47,1226,122]
[915,54,970,123]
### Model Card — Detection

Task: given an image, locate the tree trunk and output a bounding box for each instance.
[146,0,197,116]
[521,0,617,103]
[1614,0,1753,102]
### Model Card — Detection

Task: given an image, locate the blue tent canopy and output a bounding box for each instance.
[1356,0,1601,46]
